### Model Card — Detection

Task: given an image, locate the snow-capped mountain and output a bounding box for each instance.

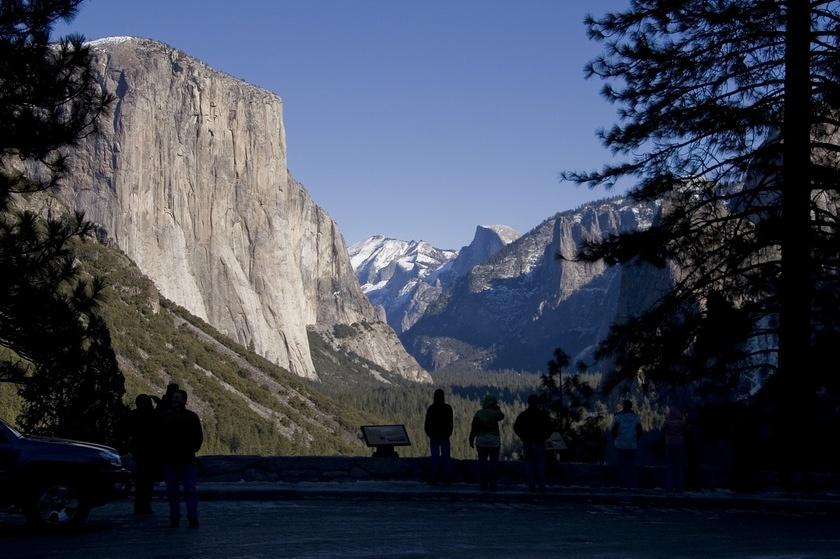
[349,236,457,333]
[349,225,520,333]
[401,197,671,372]
[351,237,457,293]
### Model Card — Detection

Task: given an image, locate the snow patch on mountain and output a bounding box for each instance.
[349,225,519,333]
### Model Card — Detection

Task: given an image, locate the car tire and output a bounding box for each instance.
[24,481,91,528]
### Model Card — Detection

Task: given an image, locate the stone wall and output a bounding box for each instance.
[195,455,840,491]
[196,455,666,488]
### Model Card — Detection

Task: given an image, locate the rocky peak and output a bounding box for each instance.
[43,36,427,382]
[446,224,520,279]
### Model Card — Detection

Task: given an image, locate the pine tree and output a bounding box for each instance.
[566,1,840,410]
[0,0,124,444]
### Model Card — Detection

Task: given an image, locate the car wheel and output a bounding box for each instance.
[25,482,90,528]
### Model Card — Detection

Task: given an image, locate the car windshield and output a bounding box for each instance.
[0,418,23,439]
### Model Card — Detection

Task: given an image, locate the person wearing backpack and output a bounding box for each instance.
[469,396,505,491]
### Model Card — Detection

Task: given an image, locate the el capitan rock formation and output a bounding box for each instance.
[38,37,425,382]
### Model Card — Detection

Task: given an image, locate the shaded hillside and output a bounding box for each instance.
[73,238,383,455]
[0,241,542,459]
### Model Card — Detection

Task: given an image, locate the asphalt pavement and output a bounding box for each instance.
[191,480,840,513]
[2,492,840,558]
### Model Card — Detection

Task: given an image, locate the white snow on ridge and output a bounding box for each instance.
[361,280,388,294]
[349,235,457,293]
[397,260,416,272]
[349,236,409,275]
[349,235,386,269]
[481,224,520,244]
[85,36,137,47]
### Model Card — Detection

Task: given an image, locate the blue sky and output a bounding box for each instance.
[57,0,630,249]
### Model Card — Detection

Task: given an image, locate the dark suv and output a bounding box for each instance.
[0,418,131,527]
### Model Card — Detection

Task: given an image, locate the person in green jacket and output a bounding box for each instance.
[469,396,505,491]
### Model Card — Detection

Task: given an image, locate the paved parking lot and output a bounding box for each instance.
[2,498,840,558]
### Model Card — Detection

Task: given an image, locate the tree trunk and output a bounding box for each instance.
[780,1,812,403]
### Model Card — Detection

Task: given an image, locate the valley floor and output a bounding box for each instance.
[3,497,839,558]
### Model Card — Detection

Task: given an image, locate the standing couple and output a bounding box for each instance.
[424,389,503,490]
[424,390,553,492]
[128,383,204,528]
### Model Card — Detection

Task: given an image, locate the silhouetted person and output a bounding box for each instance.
[663,407,686,492]
[157,382,180,413]
[514,395,553,492]
[160,389,203,528]
[424,388,453,485]
[469,396,504,491]
[128,394,159,514]
[612,400,642,488]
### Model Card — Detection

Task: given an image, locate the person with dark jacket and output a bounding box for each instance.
[159,389,203,528]
[156,382,180,413]
[469,396,505,491]
[514,395,553,492]
[424,389,454,484]
[128,394,159,514]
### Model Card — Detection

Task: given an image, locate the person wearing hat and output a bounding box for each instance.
[469,396,505,491]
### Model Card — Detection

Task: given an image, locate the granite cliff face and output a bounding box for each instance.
[401,198,672,372]
[45,37,425,381]
[446,224,520,279]
[349,225,519,333]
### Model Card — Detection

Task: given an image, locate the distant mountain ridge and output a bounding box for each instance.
[399,197,672,372]
[349,225,520,333]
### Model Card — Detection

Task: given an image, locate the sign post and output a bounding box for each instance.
[360,425,411,458]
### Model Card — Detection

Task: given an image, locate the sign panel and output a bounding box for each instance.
[545,431,568,450]
[361,424,411,447]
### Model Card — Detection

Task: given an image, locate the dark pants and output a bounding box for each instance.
[666,445,685,492]
[523,443,546,490]
[164,462,198,522]
[429,438,451,483]
[616,448,637,488]
[476,446,500,490]
[134,456,156,513]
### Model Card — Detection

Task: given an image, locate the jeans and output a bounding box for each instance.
[523,443,546,489]
[429,438,451,482]
[133,456,156,513]
[164,462,198,521]
[476,446,500,490]
[666,445,685,492]
[616,448,637,488]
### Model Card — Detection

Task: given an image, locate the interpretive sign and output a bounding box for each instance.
[360,424,411,448]
[545,431,568,451]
